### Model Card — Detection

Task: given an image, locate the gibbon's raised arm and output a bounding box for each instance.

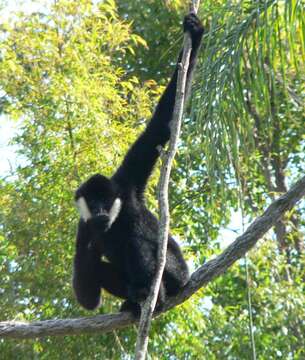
[112,14,204,197]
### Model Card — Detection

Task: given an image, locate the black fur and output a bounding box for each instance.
[73,14,204,314]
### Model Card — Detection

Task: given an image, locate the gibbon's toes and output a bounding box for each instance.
[120,300,141,317]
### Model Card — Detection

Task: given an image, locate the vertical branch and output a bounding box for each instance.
[134,1,201,359]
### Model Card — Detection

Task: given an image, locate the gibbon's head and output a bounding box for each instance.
[75,174,122,230]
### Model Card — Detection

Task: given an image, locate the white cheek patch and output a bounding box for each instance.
[76,197,92,222]
[108,198,122,227]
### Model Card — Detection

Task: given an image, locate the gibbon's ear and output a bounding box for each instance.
[108,198,122,227]
[76,196,92,222]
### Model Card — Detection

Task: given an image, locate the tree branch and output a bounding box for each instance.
[1,174,304,339]
[134,2,201,359]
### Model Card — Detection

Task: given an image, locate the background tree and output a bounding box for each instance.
[0,0,304,358]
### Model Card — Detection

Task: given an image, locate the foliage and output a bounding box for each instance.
[0,0,304,359]
[117,0,184,82]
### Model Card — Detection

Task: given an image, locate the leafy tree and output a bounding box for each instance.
[0,0,304,359]
[0,0,160,357]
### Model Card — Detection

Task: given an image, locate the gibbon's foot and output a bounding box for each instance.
[119,299,165,317]
[154,301,165,314]
[183,13,204,40]
[120,300,141,317]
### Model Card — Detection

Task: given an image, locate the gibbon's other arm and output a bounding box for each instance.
[112,14,204,196]
[73,220,104,310]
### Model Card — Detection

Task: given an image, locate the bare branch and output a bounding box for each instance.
[1,174,304,339]
[167,174,305,307]
[134,3,198,358]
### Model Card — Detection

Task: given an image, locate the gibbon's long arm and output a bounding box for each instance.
[73,219,131,310]
[73,220,103,310]
[112,15,203,197]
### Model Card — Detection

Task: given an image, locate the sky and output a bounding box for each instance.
[0,0,45,17]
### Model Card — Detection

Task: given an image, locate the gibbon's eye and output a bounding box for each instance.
[87,199,97,209]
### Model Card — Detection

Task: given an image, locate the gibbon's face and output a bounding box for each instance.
[75,174,122,230]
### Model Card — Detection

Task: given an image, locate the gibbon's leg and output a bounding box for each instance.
[98,261,128,299]
[120,280,166,317]
[163,237,190,296]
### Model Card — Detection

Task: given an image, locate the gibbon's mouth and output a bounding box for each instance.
[94,214,109,222]
[97,209,109,217]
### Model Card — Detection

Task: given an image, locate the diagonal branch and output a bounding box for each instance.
[1,174,304,339]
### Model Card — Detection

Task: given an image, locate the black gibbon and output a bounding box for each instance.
[73,13,204,315]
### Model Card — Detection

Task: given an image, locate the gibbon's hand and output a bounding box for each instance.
[183,13,204,40]
[87,215,110,233]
